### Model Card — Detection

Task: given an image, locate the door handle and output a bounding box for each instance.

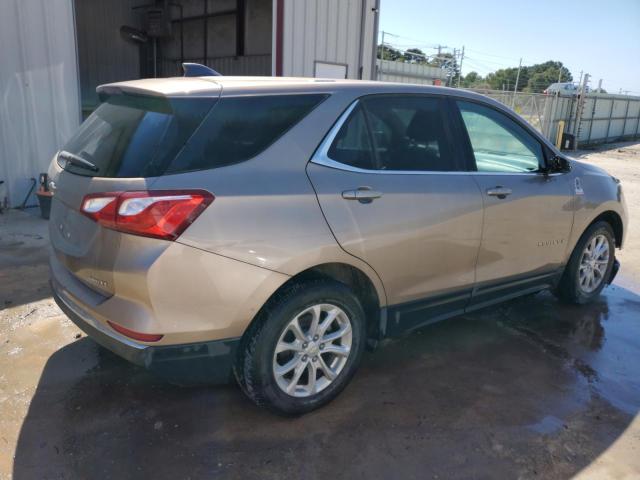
[486,186,512,199]
[342,187,383,203]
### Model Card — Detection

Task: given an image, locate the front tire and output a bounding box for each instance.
[234,279,366,416]
[556,221,615,304]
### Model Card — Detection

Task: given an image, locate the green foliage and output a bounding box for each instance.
[485,61,573,93]
[404,48,427,64]
[377,44,404,61]
[525,61,573,92]
[376,44,460,85]
[462,71,483,88]
[376,45,573,94]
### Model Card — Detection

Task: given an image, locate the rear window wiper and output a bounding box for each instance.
[58,150,99,172]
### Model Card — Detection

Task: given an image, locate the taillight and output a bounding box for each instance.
[80,190,213,240]
[107,321,164,342]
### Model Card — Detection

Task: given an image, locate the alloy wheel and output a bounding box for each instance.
[272,303,352,398]
[578,234,610,293]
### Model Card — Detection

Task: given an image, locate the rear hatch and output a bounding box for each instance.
[49,82,219,297]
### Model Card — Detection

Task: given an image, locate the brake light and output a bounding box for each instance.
[107,321,164,342]
[80,190,213,240]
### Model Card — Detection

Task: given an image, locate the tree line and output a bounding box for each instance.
[377,45,573,93]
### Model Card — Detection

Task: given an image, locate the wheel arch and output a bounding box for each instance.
[244,262,385,346]
[590,210,624,248]
[555,209,621,304]
[567,207,625,262]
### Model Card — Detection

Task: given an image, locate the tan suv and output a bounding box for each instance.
[49,70,627,415]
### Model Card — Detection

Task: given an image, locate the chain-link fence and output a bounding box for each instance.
[372,60,640,148]
[468,88,550,133]
[464,89,640,148]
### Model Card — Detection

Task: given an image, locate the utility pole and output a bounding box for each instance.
[378,31,386,81]
[573,73,590,150]
[582,73,590,92]
[457,46,465,88]
[512,58,522,108]
[450,48,457,86]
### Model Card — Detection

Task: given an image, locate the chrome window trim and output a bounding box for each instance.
[310,98,567,177]
[311,99,361,166]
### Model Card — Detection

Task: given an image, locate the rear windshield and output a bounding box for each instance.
[59,93,327,178]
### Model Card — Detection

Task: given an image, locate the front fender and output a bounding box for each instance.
[565,161,627,259]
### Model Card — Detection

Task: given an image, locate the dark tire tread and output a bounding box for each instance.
[555,221,615,305]
[233,278,365,416]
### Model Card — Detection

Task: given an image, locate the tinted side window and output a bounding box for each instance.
[327,105,375,170]
[457,101,543,173]
[167,94,327,173]
[362,96,454,172]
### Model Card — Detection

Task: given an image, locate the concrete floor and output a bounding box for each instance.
[1,142,640,479]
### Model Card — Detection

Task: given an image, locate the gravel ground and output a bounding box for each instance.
[1,141,639,479]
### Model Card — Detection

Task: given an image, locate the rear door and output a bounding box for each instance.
[307,95,484,333]
[451,99,574,308]
[48,90,217,296]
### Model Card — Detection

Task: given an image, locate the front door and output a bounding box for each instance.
[307,95,484,334]
[452,99,574,308]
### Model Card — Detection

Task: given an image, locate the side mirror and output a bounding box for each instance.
[546,155,571,174]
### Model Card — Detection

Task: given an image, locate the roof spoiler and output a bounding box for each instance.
[182,63,222,77]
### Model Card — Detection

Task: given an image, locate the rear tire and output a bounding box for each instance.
[555,221,615,304]
[234,279,366,416]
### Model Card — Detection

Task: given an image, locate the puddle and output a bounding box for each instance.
[528,415,565,434]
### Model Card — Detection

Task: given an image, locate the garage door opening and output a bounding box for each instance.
[74,0,273,116]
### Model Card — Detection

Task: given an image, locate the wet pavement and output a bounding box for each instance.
[2,143,640,479]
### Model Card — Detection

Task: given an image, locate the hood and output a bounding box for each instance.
[568,158,615,179]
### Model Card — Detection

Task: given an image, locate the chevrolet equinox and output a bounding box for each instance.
[49,70,627,415]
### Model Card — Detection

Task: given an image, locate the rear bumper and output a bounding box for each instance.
[52,280,239,384]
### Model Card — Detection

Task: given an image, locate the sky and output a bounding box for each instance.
[379,0,640,94]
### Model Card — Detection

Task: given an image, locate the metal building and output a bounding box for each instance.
[0,0,380,208]
[0,0,80,209]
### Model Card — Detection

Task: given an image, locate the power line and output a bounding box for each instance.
[378,30,443,49]
[377,30,604,92]
[465,48,521,61]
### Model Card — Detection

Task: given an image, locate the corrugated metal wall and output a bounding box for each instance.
[546,94,640,146]
[0,0,80,208]
[376,59,448,85]
[158,0,272,75]
[161,54,272,77]
[74,0,141,115]
[280,0,379,79]
[76,0,272,111]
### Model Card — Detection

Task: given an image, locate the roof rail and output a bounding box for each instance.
[181,63,222,77]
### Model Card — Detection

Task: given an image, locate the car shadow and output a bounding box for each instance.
[12,285,640,479]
